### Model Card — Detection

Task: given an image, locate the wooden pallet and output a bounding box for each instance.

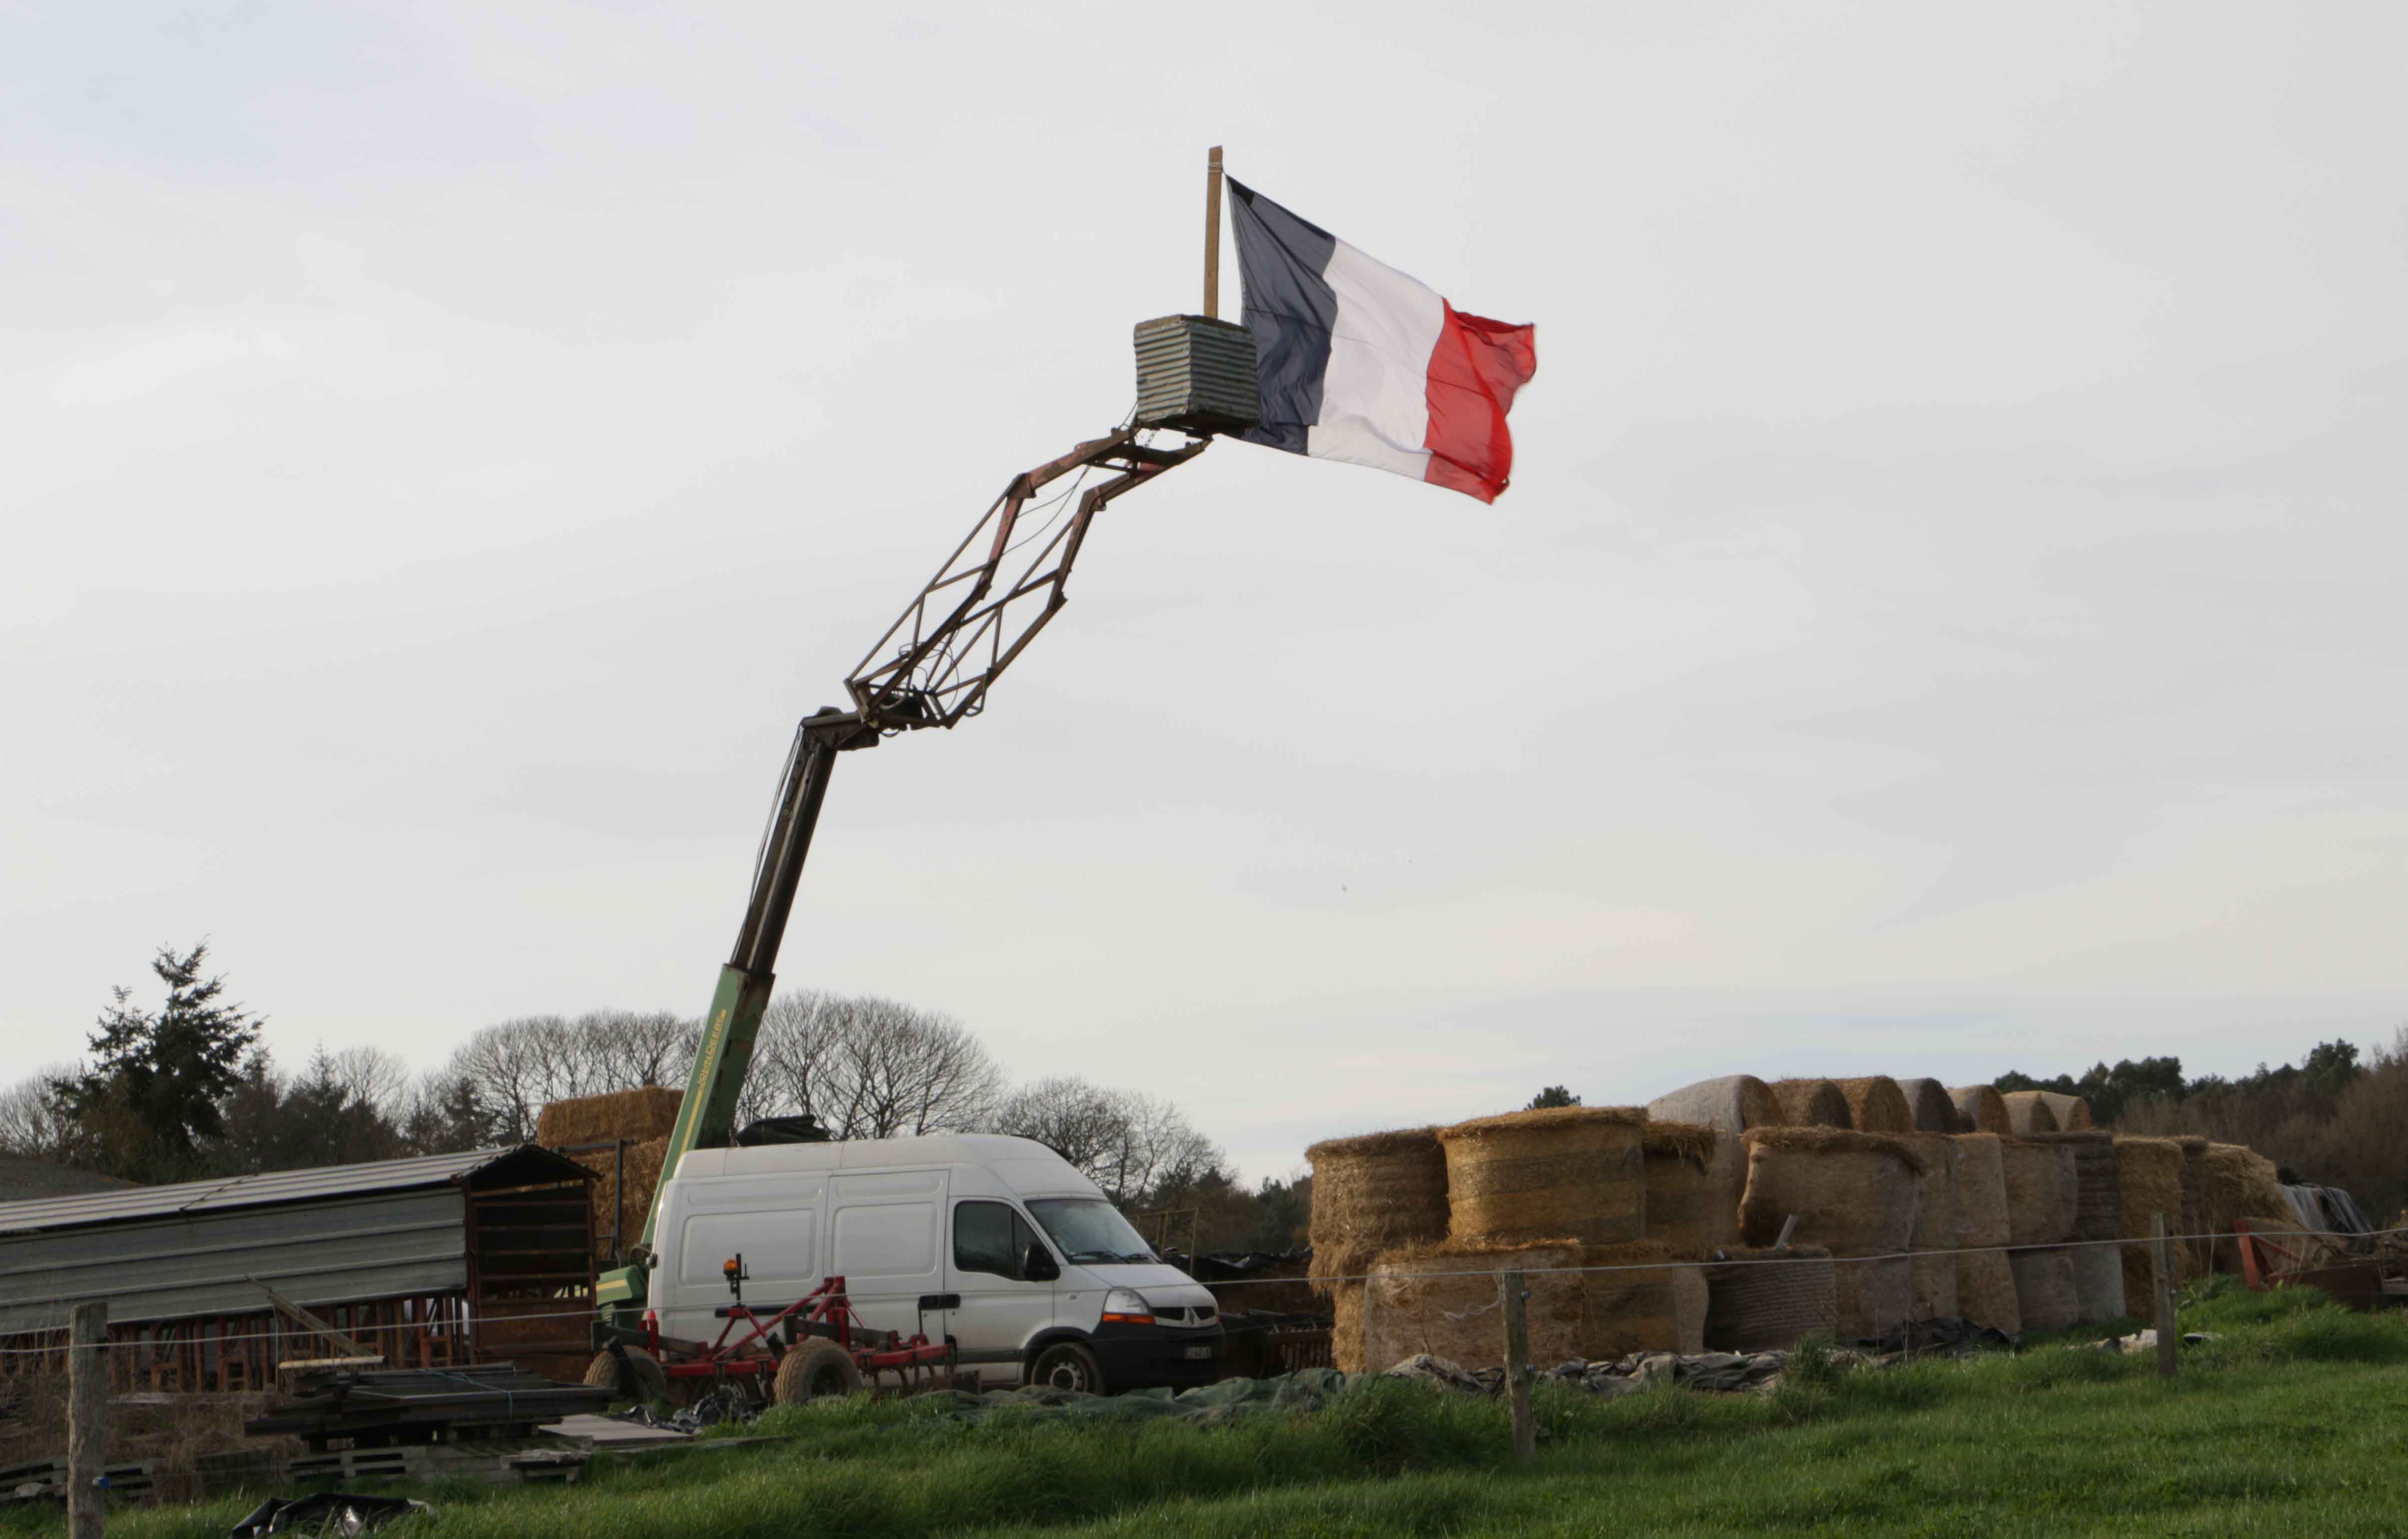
[2,1458,156,1504]
[285,1438,589,1488]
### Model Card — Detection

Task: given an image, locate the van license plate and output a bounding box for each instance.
[1184,1345,1212,1360]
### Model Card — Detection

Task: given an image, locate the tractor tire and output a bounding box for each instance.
[1027,1341,1105,1395]
[584,1345,670,1405]
[774,1338,864,1404]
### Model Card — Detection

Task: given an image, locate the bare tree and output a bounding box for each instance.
[0,1063,82,1162]
[325,1045,413,1119]
[744,990,1004,1139]
[989,1075,1223,1207]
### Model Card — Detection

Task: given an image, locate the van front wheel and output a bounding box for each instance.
[1028,1341,1104,1395]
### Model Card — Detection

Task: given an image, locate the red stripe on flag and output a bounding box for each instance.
[1421,304,1537,503]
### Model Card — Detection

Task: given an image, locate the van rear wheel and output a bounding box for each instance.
[1028,1342,1104,1395]
[775,1338,864,1403]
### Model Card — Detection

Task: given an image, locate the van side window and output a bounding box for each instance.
[953,1201,1042,1281]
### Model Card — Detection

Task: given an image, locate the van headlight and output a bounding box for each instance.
[1100,1288,1154,1325]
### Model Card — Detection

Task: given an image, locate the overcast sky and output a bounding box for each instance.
[7,3,2404,1180]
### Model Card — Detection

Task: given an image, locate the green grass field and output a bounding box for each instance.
[20,1282,2408,1539]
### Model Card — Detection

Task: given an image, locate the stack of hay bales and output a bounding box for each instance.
[2113,1137,2185,1306]
[1999,1092,2062,1135]
[1641,1120,1743,1253]
[1998,1138,2082,1333]
[1360,1237,1707,1368]
[1835,1077,1915,1135]
[2204,1143,2289,1273]
[1949,1086,2010,1134]
[1898,1132,1957,1321]
[536,1088,685,1260]
[1704,1245,1837,1351]
[1895,1078,1965,1133]
[2026,1131,2124,1321]
[1646,1074,1781,1133]
[1771,1079,1853,1128]
[1948,1134,2020,1335]
[1739,1127,1920,1341]
[1438,1107,1644,1246]
[1306,1128,1450,1368]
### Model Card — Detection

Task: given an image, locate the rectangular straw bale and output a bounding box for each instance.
[1704,1246,1837,1352]
[1646,1075,1781,1133]
[1739,1127,1922,1254]
[1833,1254,1913,1342]
[2114,1137,2185,1306]
[1895,1077,1965,1133]
[2070,1243,2127,1323]
[1998,1139,2079,1246]
[1835,1076,1915,1134]
[582,1136,671,1261]
[536,1087,684,1149]
[2009,1247,2081,1335]
[1642,1125,1745,1252]
[1438,1107,1644,1248]
[1354,1242,1580,1373]
[1306,1127,1451,1297]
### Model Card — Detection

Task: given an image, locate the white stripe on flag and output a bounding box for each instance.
[1307,239,1446,481]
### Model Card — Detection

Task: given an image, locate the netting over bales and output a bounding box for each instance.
[1645,1075,1781,1133]
[1306,1128,1451,1300]
[2021,1131,2120,1243]
[1438,1106,1644,1248]
[1704,1246,1836,1352]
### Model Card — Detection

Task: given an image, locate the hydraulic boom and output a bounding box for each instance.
[598,425,1209,1322]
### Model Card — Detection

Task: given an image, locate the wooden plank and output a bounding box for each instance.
[1501,1269,1535,1465]
[68,1300,105,1539]
[2151,1213,2178,1380]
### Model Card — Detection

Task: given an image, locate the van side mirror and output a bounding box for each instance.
[1022,1243,1059,1282]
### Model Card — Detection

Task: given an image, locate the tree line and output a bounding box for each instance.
[1997,1032,2408,1218]
[1,942,1310,1250]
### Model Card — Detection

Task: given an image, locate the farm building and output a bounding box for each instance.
[0,1146,596,1391]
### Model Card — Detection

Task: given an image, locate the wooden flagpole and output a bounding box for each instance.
[1204,146,1223,318]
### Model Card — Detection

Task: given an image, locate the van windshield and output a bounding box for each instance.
[1025,1199,1157,1265]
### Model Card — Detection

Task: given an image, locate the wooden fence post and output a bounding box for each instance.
[2150,1213,2178,1380]
[1501,1269,1535,1464]
[69,1300,107,1539]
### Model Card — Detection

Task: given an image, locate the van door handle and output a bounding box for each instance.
[918,1293,961,1311]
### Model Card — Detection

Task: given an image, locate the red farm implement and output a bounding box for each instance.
[586,1257,954,1409]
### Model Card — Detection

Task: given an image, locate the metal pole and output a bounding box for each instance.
[1204,146,1223,319]
[69,1300,106,1539]
[1502,1270,1535,1464]
[2151,1213,2179,1380]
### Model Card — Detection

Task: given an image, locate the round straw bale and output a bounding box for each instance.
[1738,1127,1923,1254]
[2203,1143,2288,1272]
[2036,1092,2096,1131]
[1999,1091,2062,1135]
[1645,1075,1781,1133]
[1354,1242,1579,1373]
[1305,1127,1451,1297]
[1643,1125,1745,1252]
[1704,1246,1837,1353]
[1770,1078,1853,1128]
[2069,1243,2126,1323]
[2020,1131,2121,1242]
[1895,1077,1965,1133]
[1948,1085,2010,1134]
[1998,1139,2080,1246]
[2113,1137,2184,1306]
[1898,1132,1957,1321]
[1437,1107,1644,1247]
[1956,1250,2021,1336]
[2173,1137,2211,1279]
[1833,1254,1913,1343]
[537,1087,685,1149]
[1834,1076,1915,1134]
[1947,1134,2010,1248]
[1570,1240,1691,1359]
[2009,1247,2081,1335]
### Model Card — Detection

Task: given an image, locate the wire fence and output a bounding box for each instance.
[2,1220,2393,1359]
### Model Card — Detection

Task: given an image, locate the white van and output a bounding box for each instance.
[650,1133,1222,1394]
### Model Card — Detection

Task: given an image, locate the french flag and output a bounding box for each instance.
[1228,180,1536,504]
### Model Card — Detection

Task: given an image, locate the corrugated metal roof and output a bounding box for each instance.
[0,1146,581,1237]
